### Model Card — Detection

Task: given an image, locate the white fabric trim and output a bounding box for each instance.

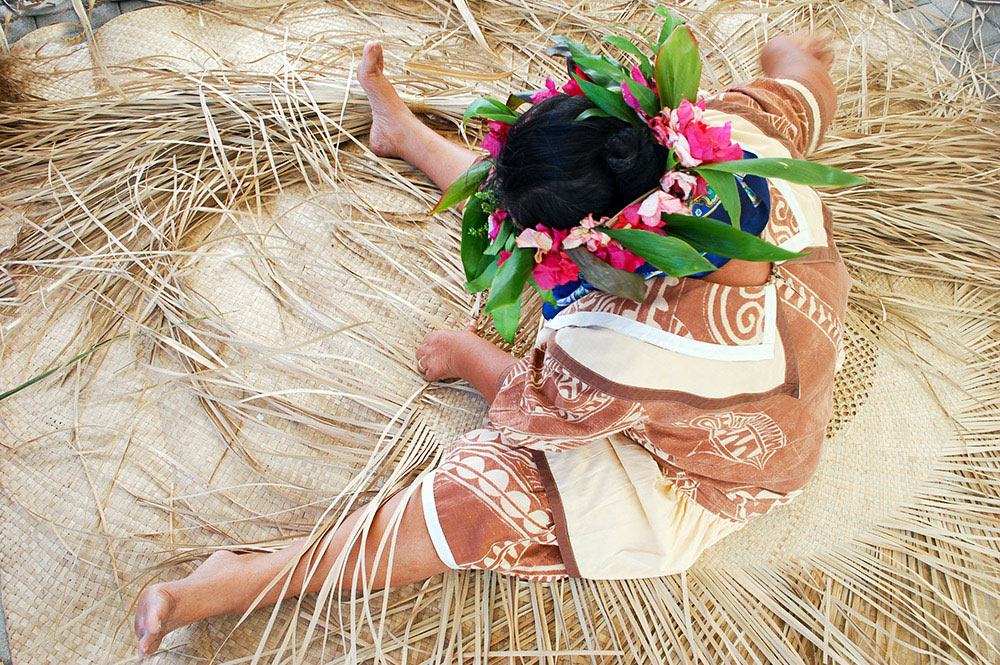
[545,285,778,362]
[770,179,816,254]
[420,471,459,569]
[773,77,823,154]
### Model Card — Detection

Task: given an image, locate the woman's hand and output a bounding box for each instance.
[415,321,479,382]
[761,31,835,73]
[415,320,519,404]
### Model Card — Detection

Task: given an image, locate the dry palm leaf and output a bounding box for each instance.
[0,0,998,663]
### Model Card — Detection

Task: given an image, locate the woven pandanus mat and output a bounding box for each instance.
[1,1,998,663]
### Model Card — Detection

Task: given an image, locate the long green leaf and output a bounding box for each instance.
[430,159,493,214]
[571,54,627,87]
[603,35,652,77]
[491,294,522,343]
[552,35,597,61]
[662,213,808,261]
[610,23,656,51]
[461,195,491,281]
[529,277,558,306]
[576,108,612,121]
[572,74,638,126]
[602,228,716,276]
[565,247,645,301]
[695,168,741,227]
[653,7,685,48]
[484,220,512,256]
[484,247,533,314]
[622,79,660,117]
[699,158,868,187]
[462,97,519,127]
[465,257,500,293]
[654,26,700,109]
[0,317,208,401]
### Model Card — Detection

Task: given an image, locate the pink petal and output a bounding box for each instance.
[621,81,644,116]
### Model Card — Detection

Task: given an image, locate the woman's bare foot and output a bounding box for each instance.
[357,41,422,158]
[134,550,244,659]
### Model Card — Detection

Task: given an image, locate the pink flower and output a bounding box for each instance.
[532,250,580,289]
[617,203,642,228]
[531,77,561,104]
[482,120,510,157]
[516,226,556,261]
[563,214,611,251]
[561,78,584,97]
[660,171,705,201]
[596,242,645,272]
[621,80,650,118]
[630,65,648,86]
[531,71,589,104]
[649,99,744,167]
[637,190,686,226]
[515,227,554,251]
[488,208,508,241]
[497,250,511,266]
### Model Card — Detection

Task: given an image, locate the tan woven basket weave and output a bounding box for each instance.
[1,0,998,663]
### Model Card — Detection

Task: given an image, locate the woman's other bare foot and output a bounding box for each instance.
[134,551,244,659]
[357,41,422,159]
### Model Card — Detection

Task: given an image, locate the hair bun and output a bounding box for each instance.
[603,125,667,204]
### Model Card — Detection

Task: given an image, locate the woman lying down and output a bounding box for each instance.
[135,15,857,658]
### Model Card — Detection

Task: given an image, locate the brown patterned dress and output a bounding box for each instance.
[420,76,849,580]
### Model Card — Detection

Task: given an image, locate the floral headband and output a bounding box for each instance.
[431,8,866,341]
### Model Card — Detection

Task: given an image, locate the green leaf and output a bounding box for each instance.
[552,35,597,61]
[0,316,209,401]
[695,168,742,228]
[503,233,516,252]
[570,54,627,87]
[666,147,678,170]
[653,7,685,48]
[610,23,657,50]
[662,213,808,261]
[603,35,652,76]
[698,157,868,187]
[504,93,527,111]
[602,228,716,277]
[622,78,660,117]
[529,277,558,306]
[491,294,522,343]
[576,107,612,121]
[465,257,500,293]
[484,220,511,256]
[430,159,493,214]
[462,97,519,127]
[572,74,638,126]
[484,247,533,314]
[565,247,645,301]
[654,26,701,109]
[461,195,491,282]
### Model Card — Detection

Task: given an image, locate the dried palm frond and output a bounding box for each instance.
[0,0,998,664]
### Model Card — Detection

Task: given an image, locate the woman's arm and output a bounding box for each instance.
[358,41,480,191]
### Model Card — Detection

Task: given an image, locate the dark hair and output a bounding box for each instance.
[491,95,667,230]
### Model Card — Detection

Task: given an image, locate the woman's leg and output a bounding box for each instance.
[134,40,490,661]
[134,487,447,658]
[358,41,479,191]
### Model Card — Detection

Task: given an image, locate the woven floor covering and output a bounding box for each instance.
[0,0,998,663]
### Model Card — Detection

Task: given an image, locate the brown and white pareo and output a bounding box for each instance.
[421,76,850,580]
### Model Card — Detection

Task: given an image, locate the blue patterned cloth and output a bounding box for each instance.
[542,152,771,319]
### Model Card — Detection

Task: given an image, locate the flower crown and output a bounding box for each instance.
[431,9,865,342]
